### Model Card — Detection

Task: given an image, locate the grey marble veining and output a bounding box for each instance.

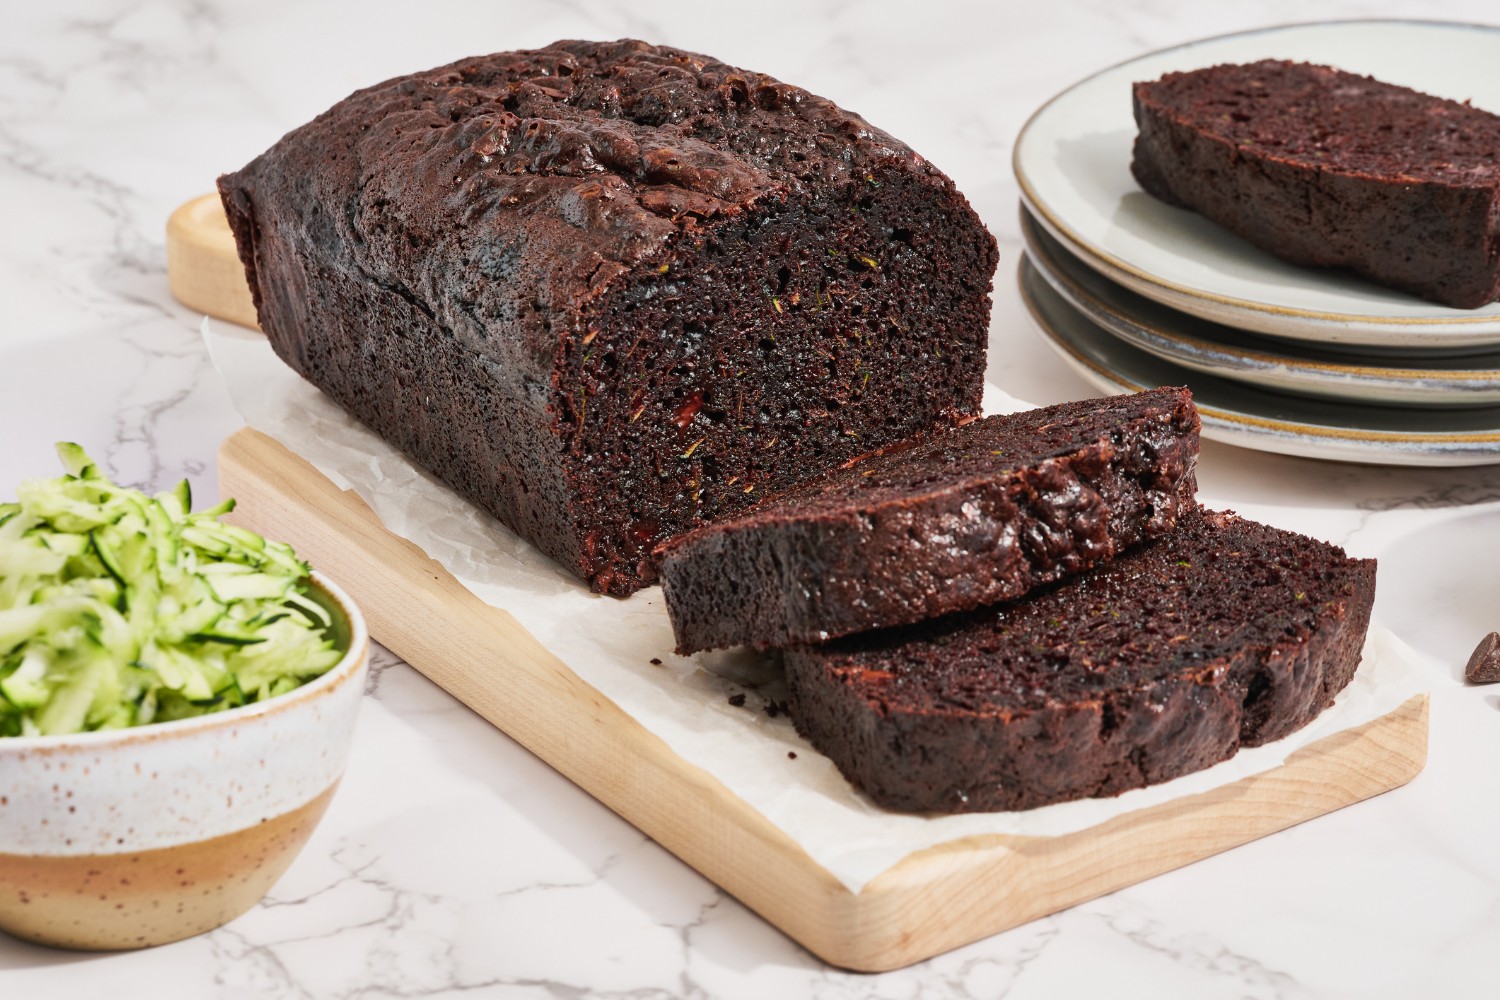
[3,1,1500,997]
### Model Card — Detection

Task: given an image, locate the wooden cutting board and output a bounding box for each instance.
[182,195,1429,971]
[167,194,260,331]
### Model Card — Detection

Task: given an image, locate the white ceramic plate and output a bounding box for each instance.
[1020,210,1500,408]
[1013,20,1500,349]
[1019,257,1500,467]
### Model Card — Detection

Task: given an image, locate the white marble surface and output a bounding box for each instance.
[3,0,1499,995]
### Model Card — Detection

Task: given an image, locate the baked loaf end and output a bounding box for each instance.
[659,387,1200,653]
[1131,59,1500,308]
[219,39,998,595]
[784,507,1376,814]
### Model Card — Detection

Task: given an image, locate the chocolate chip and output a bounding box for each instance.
[727,693,746,707]
[1465,632,1500,684]
[787,751,797,760]
[649,657,662,666]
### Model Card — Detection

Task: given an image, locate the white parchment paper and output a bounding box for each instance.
[205,319,1434,893]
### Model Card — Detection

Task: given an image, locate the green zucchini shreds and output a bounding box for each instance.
[0,444,344,737]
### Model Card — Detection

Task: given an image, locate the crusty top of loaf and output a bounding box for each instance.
[1135,59,1500,186]
[222,39,945,376]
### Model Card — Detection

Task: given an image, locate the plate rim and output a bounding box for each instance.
[1012,17,1500,333]
[1017,257,1500,461]
[1018,209,1500,404]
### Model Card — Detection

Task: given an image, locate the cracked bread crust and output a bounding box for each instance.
[659,388,1200,653]
[218,39,997,594]
[1131,60,1500,308]
[784,507,1376,814]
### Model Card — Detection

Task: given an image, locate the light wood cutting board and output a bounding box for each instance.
[167,194,260,331]
[180,195,1429,971]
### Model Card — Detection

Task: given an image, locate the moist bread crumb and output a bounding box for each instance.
[659,388,1200,653]
[784,506,1376,813]
[1131,60,1500,308]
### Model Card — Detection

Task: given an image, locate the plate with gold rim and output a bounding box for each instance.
[1020,210,1500,408]
[1019,256,1500,467]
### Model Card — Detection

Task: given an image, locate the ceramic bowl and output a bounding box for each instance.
[0,572,368,950]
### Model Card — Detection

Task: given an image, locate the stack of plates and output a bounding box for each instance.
[1012,20,1500,466]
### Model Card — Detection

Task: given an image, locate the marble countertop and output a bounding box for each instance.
[4,1,1500,996]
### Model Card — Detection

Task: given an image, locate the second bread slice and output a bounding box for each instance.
[658,387,1200,653]
[782,506,1376,813]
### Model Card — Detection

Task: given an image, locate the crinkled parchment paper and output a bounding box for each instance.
[205,320,1433,893]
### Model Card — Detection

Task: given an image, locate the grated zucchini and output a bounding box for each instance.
[0,445,345,736]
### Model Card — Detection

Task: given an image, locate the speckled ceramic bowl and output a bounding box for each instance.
[0,573,368,950]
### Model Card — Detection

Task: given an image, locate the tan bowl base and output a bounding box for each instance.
[0,783,336,951]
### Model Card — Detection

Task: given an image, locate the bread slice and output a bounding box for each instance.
[1132,60,1500,308]
[783,506,1375,813]
[658,387,1200,653]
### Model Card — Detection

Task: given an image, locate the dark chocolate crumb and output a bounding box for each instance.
[728,693,746,707]
[1465,631,1500,684]
[659,388,1198,653]
[1132,61,1500,308]
[764,699,789,718]
[649,658,663,666]
[787,751,797,760]
[781,506,1375,813]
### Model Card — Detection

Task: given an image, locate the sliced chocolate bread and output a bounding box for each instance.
[1132,60,1500,308]
[218,40,998,596]
[784,507,1375,813]
[659,387,1200,653]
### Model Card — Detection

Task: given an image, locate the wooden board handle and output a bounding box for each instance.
[166,193,260,331]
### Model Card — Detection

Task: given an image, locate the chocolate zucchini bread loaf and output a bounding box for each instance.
[1132,60,1500,308]
[785,507,1375,813]
[219,40,997,595]
[659,387,1200,653]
